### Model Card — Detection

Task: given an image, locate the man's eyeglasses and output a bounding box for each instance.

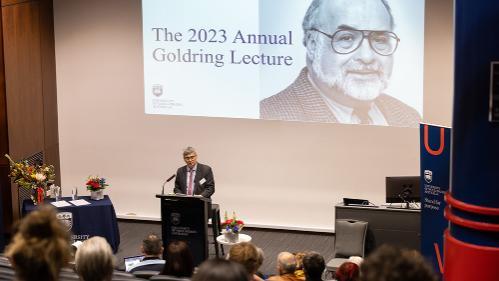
[310,28,400,56]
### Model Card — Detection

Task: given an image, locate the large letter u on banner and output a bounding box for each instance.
[424,124,445,156]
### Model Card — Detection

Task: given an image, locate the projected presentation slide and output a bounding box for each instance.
[143,0,424,127]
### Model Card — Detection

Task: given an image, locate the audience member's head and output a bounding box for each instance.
[302,252,325,281]
[335,262,359,281]
[192,258,249,281]
[141,233,163,258]
[256,246,265,270]
[5,205,71,281]
[347,256,363,266]
[359,245,438,281]
[294,252,306,270]
[75,236,115,281]
[277,251,297,275]
[228,242,262,277]
[161,240,194,277]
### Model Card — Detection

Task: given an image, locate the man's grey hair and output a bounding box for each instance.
[183,146,197,157]
[302,0,395,48]
[277,252,297,274]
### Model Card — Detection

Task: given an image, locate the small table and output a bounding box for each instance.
[22,195,120,252]
[216,233,252,246]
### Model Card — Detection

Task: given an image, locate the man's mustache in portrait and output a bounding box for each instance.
[312,59,389,102]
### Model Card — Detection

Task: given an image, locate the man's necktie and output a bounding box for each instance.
[353,107,371,125]
[187,169,194,195]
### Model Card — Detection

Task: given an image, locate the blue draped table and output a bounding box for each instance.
[22,195,120,253]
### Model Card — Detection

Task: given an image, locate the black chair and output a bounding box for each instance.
[58,267,81,281]
[0,267,15,281]
[210,203,224,257]
[325,219,368,276]
[133,270,160,279]
[150,275,191,281]
[112,270,142,280]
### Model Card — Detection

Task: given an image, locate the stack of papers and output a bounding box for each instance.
[50,199,91,208]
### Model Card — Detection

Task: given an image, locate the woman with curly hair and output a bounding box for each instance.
[5,205,71,281]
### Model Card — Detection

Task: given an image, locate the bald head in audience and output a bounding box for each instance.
[278,252,297,275]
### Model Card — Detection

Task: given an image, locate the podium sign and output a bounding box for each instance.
[156,194,209,266]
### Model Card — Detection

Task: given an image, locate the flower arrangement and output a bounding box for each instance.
[222,211,244,233]
[5,154,56,205]
[86,176,108,191]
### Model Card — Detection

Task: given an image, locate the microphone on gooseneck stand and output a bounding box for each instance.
[161,174,176,195]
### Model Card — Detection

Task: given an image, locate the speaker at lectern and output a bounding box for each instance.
[156,194,209,266]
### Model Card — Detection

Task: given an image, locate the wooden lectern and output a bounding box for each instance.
[156,194,209,266]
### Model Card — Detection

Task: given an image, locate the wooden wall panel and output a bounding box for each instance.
[0,3,6,167]
[2,2,45,159]
[0,4,10,230]
[38,0,60,182]
[1,0,31,7]
[2,0,46,220]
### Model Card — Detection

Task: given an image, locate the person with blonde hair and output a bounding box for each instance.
[5,205,71,281]
[293,252,307,280]
[75,236,115,281]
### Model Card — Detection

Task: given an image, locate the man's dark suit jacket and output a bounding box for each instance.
[174,163,215,198]
[260,68,421,127]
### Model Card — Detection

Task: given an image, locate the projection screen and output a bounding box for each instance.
[142,0,424,127]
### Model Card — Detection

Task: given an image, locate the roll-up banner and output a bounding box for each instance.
[419,123,451,279]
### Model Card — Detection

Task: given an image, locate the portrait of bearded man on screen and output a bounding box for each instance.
[260,0,421,127]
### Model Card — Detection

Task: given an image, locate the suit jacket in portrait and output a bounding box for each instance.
[174,163,215,198]
[260,67,421,127]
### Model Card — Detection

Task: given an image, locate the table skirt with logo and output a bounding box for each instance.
[22,195,120,252]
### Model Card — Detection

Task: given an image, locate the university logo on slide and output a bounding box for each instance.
[171,212,181,226]
[424,170,433,183]
[152,84,163,97]
[56,212,73,231]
